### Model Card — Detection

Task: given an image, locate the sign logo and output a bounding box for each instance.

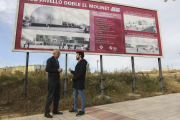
[113,47,117,51]
[109,46,113,50]
[111,7,120,12]
[100,45,103,49]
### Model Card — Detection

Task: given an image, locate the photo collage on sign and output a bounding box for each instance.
[124,11,159,54]
[21,3,90,51]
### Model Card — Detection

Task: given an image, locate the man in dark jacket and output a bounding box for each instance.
[69,51,87,116]
[44,49,63,118]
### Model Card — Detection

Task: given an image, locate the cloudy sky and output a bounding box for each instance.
[0,0,179,73]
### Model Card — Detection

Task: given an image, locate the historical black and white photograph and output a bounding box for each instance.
[20,29,90,50]
[22,3,90,34]
[125,36,159,54]
[124,14,157,33]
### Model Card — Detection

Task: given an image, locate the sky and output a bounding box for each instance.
[0,0,180,73]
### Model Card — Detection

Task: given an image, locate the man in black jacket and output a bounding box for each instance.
[69,51,87,116]
[44,49,63,118]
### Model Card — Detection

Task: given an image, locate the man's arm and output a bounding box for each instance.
[71,70,75,74]
[46,59,58,73]
[69,68,75,74]
[72,61,86,82]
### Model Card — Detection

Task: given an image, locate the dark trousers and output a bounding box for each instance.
[45,81,60,114]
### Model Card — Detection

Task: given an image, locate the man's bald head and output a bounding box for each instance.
[53,49,60,58]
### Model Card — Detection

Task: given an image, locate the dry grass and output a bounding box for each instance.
[0,69,180,119]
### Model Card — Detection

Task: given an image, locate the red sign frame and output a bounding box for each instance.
[12,0,164,58]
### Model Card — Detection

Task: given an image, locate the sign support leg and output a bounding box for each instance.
[131,57,136,94]
[158,58,164,93]
[100,55,104,96]
[22,52,29,99]
[64,54,68,99]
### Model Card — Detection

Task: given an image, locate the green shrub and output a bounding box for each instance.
[93,95,114,103]
[14,70,23,76]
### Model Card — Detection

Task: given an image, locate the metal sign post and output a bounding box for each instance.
[158,58,164,93]
[22,52,29,99]
[97,60,99,72]
[131,57,136,94]
[64,54,68,99]
[100,55,104,96]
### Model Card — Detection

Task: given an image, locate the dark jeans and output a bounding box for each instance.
[73,88,85,111]
[45,81,60,114]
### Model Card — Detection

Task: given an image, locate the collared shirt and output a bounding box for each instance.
[55,57,59,65]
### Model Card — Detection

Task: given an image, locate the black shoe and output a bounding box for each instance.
[44,113,53,118]
[69,108,78,112]
[76,111,85,116]
[53,111,63,114]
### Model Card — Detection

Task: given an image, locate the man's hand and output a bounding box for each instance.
[71,79,73,82]
[58,68,63,73]
[69,68,71,72]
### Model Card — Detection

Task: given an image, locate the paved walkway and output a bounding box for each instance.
[3,93,180,120]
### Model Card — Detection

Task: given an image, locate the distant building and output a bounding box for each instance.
[0,65,46,74]
[162,68,172,71]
